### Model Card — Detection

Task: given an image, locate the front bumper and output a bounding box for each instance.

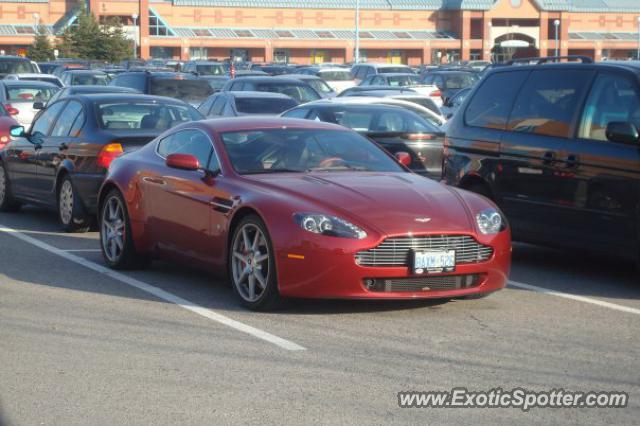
[274,230,511,299]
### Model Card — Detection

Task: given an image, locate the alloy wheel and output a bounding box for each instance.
[231,223,270,303]
[59,180,74,225]
[101,195,126,263]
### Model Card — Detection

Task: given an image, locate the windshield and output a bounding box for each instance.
[150,78,214,103]
[318,71,352,81]
[235,97,298,114]
[96,102,201,131]
[221,129,403,174]
[6,86,58,102]
[254,83,320,103]
[378,67,412,74]
[387,75,420,87]
[0,60,37,75]
[306,79,334,95]
[72,73,109,86]
[443,73,478,89]
[196,64,225,75]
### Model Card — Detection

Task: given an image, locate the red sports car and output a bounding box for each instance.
[98,117,510,310]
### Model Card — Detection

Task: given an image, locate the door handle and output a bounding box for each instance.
[565,154,580,168]
[542,151,556,165]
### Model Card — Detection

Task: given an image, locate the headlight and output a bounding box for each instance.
[293,213,367,239]
[475,208,504,235]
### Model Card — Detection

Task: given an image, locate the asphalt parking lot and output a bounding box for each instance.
[1,207,639,425]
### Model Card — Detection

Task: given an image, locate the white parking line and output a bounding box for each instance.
[508,280,640,316]
[63,249,102,252]
[0,224,306,352]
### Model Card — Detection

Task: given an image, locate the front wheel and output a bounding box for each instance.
[0,161,21,212]
[58,176,91,233]
[229,215,282,311]
[100,189,149,270]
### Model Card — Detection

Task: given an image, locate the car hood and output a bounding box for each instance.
[246,172,473,236]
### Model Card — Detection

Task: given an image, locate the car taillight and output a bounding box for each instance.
[97,143,124,169]
[405,133,435,141]
[4,104,19,115]
[430,90,441,98]
[0,135,8,150]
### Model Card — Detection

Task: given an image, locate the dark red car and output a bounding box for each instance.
[0,104,19,150]
[98,118,510,310]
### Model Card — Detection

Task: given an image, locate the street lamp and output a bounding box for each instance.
[132,13,139,59]
[554,19,560,57]
[354,0,360,64]
[32,12,39,29]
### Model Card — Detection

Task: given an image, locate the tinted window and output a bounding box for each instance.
[157,129,213,167]
[318,71,352,81]
[31,101,66,136]
[114,74,145,92]
[196,64,225,75]
[235,97,298,114]
[198,96,215,115]
[282,107,310,119]
[312,106,439,133]
[378,67,411,74]
[220,129,403,174]
[254,83,320,103]
[305,79,334,95]
[209,97,225,116]
[96,102,201,130]
[442,73,478,89]
[578,73,640,142]
[150,78,214,104]
[386,75,419,87]
[51,101,83,137]
[0,59,37,74]
[507,69,593,138]
[465,71,528,130]
[70,73,109,86]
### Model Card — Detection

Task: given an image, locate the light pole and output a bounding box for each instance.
[32,12,40,29]
[554,19,560,57]
[354,0,360,64]
[132,13,139,59]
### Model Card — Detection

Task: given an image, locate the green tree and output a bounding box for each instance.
[98,16,133,63]
[27,25,55,62]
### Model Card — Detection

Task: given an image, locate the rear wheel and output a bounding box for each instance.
[58,176,91,233]
[229,215,282,311]
[100,189,150,270]
[0,161,21,212]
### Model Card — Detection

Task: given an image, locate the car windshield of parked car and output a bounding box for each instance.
[196,64,225,75]
[378,67,412,74]
[305,79,334,95]
[318,71,352,81]
[6,85,58,102]
[0,60,37,75]
[96,102,201,130]
[442,73,478,89]
[304,106,440,133]
[255,83,320,103]
[72,74,109,86]
[150,77,214,103]
[387,75,420,87]
[221,128,404,174]
[235,97,298,114]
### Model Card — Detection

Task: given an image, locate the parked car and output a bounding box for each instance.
[440,87,471,119]
[288,74,336,98]
[297,67,356,93]
[358,73,439,98]
[198,91,298,117]
[351,63,414,84]
[250,65,292,76]
[337,87,442,117]
[0,56,40,78]
[110,71,214,107]
[4,73,64,88]
[37,62,59,75]
[45,85,140,107]
[443,57,640,260]
[182,60,226,76]
[419,70,479,104]
[0,104,19,150]
[60,70,110,87]
[0,94,204,231]
[96,117,510,309]
[338,86,418,97]
[0,80,59,127]
[222,76,321,104]
[282,100,444,177]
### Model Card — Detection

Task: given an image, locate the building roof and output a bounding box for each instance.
[170,27,457,40]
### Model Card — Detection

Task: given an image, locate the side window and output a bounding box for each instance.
[465,71,528,130]
[157,129,213,168]
[284,108,311,119]
[579,72,640,142]
[422,74,434,85]
[198,96,216,115]
[372,76,384,85]
[68,105,86,137]
[31,101,66,136]
[356,67,367,80]
[51,101,83,137]
[210,97,225,115]
[433,76,444,89]
[507,69,593,138]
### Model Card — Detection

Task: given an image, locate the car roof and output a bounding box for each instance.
[64,69,108,74]
[357,63,411,68]
[198,117,346,133]
[300,98,410,110]
[317,68,351,72]
[232,76,308,84]
[229,91,294,99]
[8,73,57,78]
[376,73,417,77]
[0,80,58,88]
[289,74,322,80]
[67,85,139,93]
[68,93,190,104]
[488,60,640,75]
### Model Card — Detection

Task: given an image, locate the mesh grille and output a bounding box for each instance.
[365,274,480,292]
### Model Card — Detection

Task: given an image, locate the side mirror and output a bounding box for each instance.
[166,153,200,171]
[606,122,639,145]
[9,125,25,138]
[33,101,44,110]
[395,151,412,167]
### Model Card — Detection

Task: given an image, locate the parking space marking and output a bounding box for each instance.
[0,224,306,352]
[62,249,102,252]
[509,280,640,316]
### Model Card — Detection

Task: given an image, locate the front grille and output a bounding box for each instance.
[365,274,480,292]
[355,235,493,267]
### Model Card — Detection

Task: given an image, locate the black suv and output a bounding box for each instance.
[443,56,640,260]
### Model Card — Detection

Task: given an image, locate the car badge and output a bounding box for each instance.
[415,217,431,223]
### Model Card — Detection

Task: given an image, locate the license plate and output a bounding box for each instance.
[413,250,455,274]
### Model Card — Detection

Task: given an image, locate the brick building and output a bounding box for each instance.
[0,0,638,64]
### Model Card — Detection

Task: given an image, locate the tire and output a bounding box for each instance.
[228,214,282,311]
[99,189,150,270]
[0,161,21,212]
[57,175,91,233]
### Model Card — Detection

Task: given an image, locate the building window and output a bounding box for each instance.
[15,26,35,34]
[315,31,335,39]
[393,32,411,39]
[193,29,211,37]
[359,31,373,39]
[234,30,253,38]
[275,30,293,38]
[274,49,289,63]
[149,9,175,37]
